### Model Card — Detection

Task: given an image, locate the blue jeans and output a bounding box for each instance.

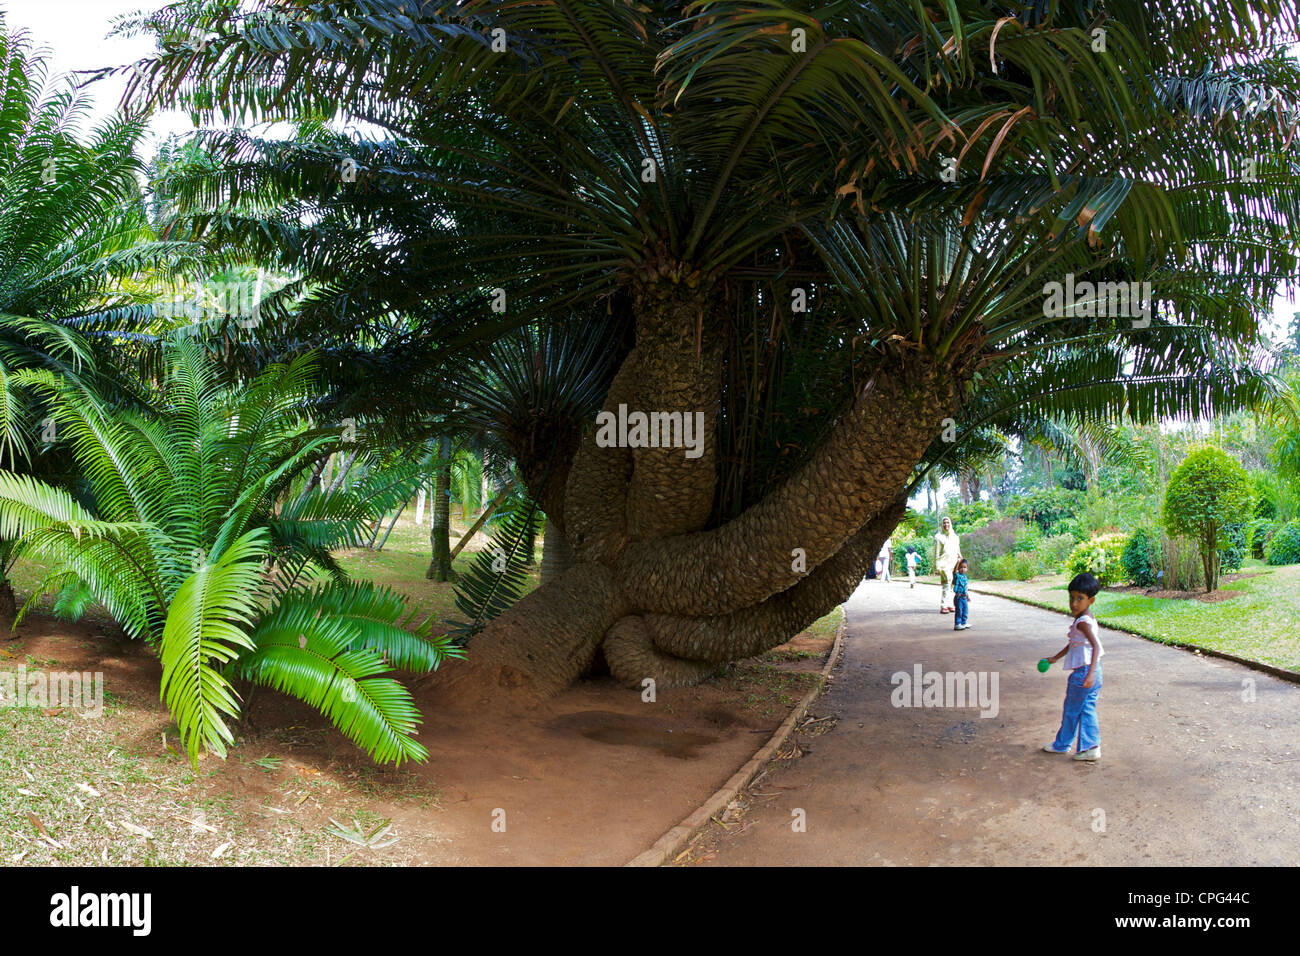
[1051,664,1102,752]
[953,594,968,627]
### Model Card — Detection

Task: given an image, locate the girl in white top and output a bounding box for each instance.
[933,517,961,612]
[1042,573,1105,760]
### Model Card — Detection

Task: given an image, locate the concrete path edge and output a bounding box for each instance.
[623,610,847,867]
[968,584,1300,685]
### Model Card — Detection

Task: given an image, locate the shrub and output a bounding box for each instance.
[1038,534,1078,573]
[893,536,932,575]
[1163,447,1255,592]
[1051,517,1086,542]
[0,343,457,765]
[1265,520,1300,566]
[1009,487,1087,535]
[1161,534,1205,590]
[1247,518,1277,560]
[1121,526,1161,588]
[1219,522,1248,574]
[947,500,997,533]
[960,517,1023,578]
[1012,523,1043,554]
[1066,532,1128,586]
[984,551,1044,581]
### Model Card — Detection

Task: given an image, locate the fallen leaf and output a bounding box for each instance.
[173,815,218,833]
[77,782,101,798]
[212,842,231,859]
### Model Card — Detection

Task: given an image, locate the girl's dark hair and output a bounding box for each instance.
[1068,572,1101,597]
[956,558,968,568]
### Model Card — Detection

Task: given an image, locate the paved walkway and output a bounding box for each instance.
[701,580,1300,865]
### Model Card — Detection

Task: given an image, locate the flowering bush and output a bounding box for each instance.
[1066,532,1128,586]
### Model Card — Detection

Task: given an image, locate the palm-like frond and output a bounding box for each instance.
[0,339,448,765]
[159,528,266,762]
[236,585,436,766]
[450,490,542,642]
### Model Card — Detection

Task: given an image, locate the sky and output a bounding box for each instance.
[2,0,194,146]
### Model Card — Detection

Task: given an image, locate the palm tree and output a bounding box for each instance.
[0,22,217,617]
[0,340,459,764]
[121,0,1300,694]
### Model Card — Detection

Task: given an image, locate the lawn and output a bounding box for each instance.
[957,562,1300,672]
[5,505,541,634]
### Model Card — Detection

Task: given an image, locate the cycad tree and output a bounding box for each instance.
[0,23,209,614]
[0,340,459,764]
[121,0,1300,694]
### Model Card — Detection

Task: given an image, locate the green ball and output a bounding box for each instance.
[1037,658,1051,673]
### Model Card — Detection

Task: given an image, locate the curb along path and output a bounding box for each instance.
[687,580,1300,866]
[625,614,848,867]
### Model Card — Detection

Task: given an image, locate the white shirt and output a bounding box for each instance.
[906,553,919,569]
[934,530,960,569]
[1063,613,1104,670]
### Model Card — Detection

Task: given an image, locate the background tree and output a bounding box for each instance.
[1162,448,1256,592]
[0,24,208,618]
[120,0,1300,695]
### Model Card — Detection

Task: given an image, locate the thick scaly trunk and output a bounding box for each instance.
[540,524,573,584]
[453,274,969,698]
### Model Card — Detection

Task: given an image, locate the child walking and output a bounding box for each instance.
[952,559,970,630]
[1042,572,1104,761]
[905,547,919,588]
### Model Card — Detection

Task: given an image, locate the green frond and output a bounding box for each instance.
[159,528,268,765]
[237,591,431,766]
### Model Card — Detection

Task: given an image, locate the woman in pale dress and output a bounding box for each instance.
[934,517,962,613]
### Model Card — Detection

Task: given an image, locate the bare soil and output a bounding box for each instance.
[2,609,835,866]
[1104,570,1263,603]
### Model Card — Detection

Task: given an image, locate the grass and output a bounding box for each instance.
[0,672,444,866]
[5,506,541,632]
[317,510,542,623]
[1,504,841,862]
[716,607,843,716]
[0,506,514,866]
[963,562,1300,672]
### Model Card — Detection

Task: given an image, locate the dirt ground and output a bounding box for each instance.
[1103,570,1263,603]
[682,579,1300,866]
[1,609,835,866]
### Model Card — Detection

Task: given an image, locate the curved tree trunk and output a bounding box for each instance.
[459,275,971,699]
[539,524,573,584]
